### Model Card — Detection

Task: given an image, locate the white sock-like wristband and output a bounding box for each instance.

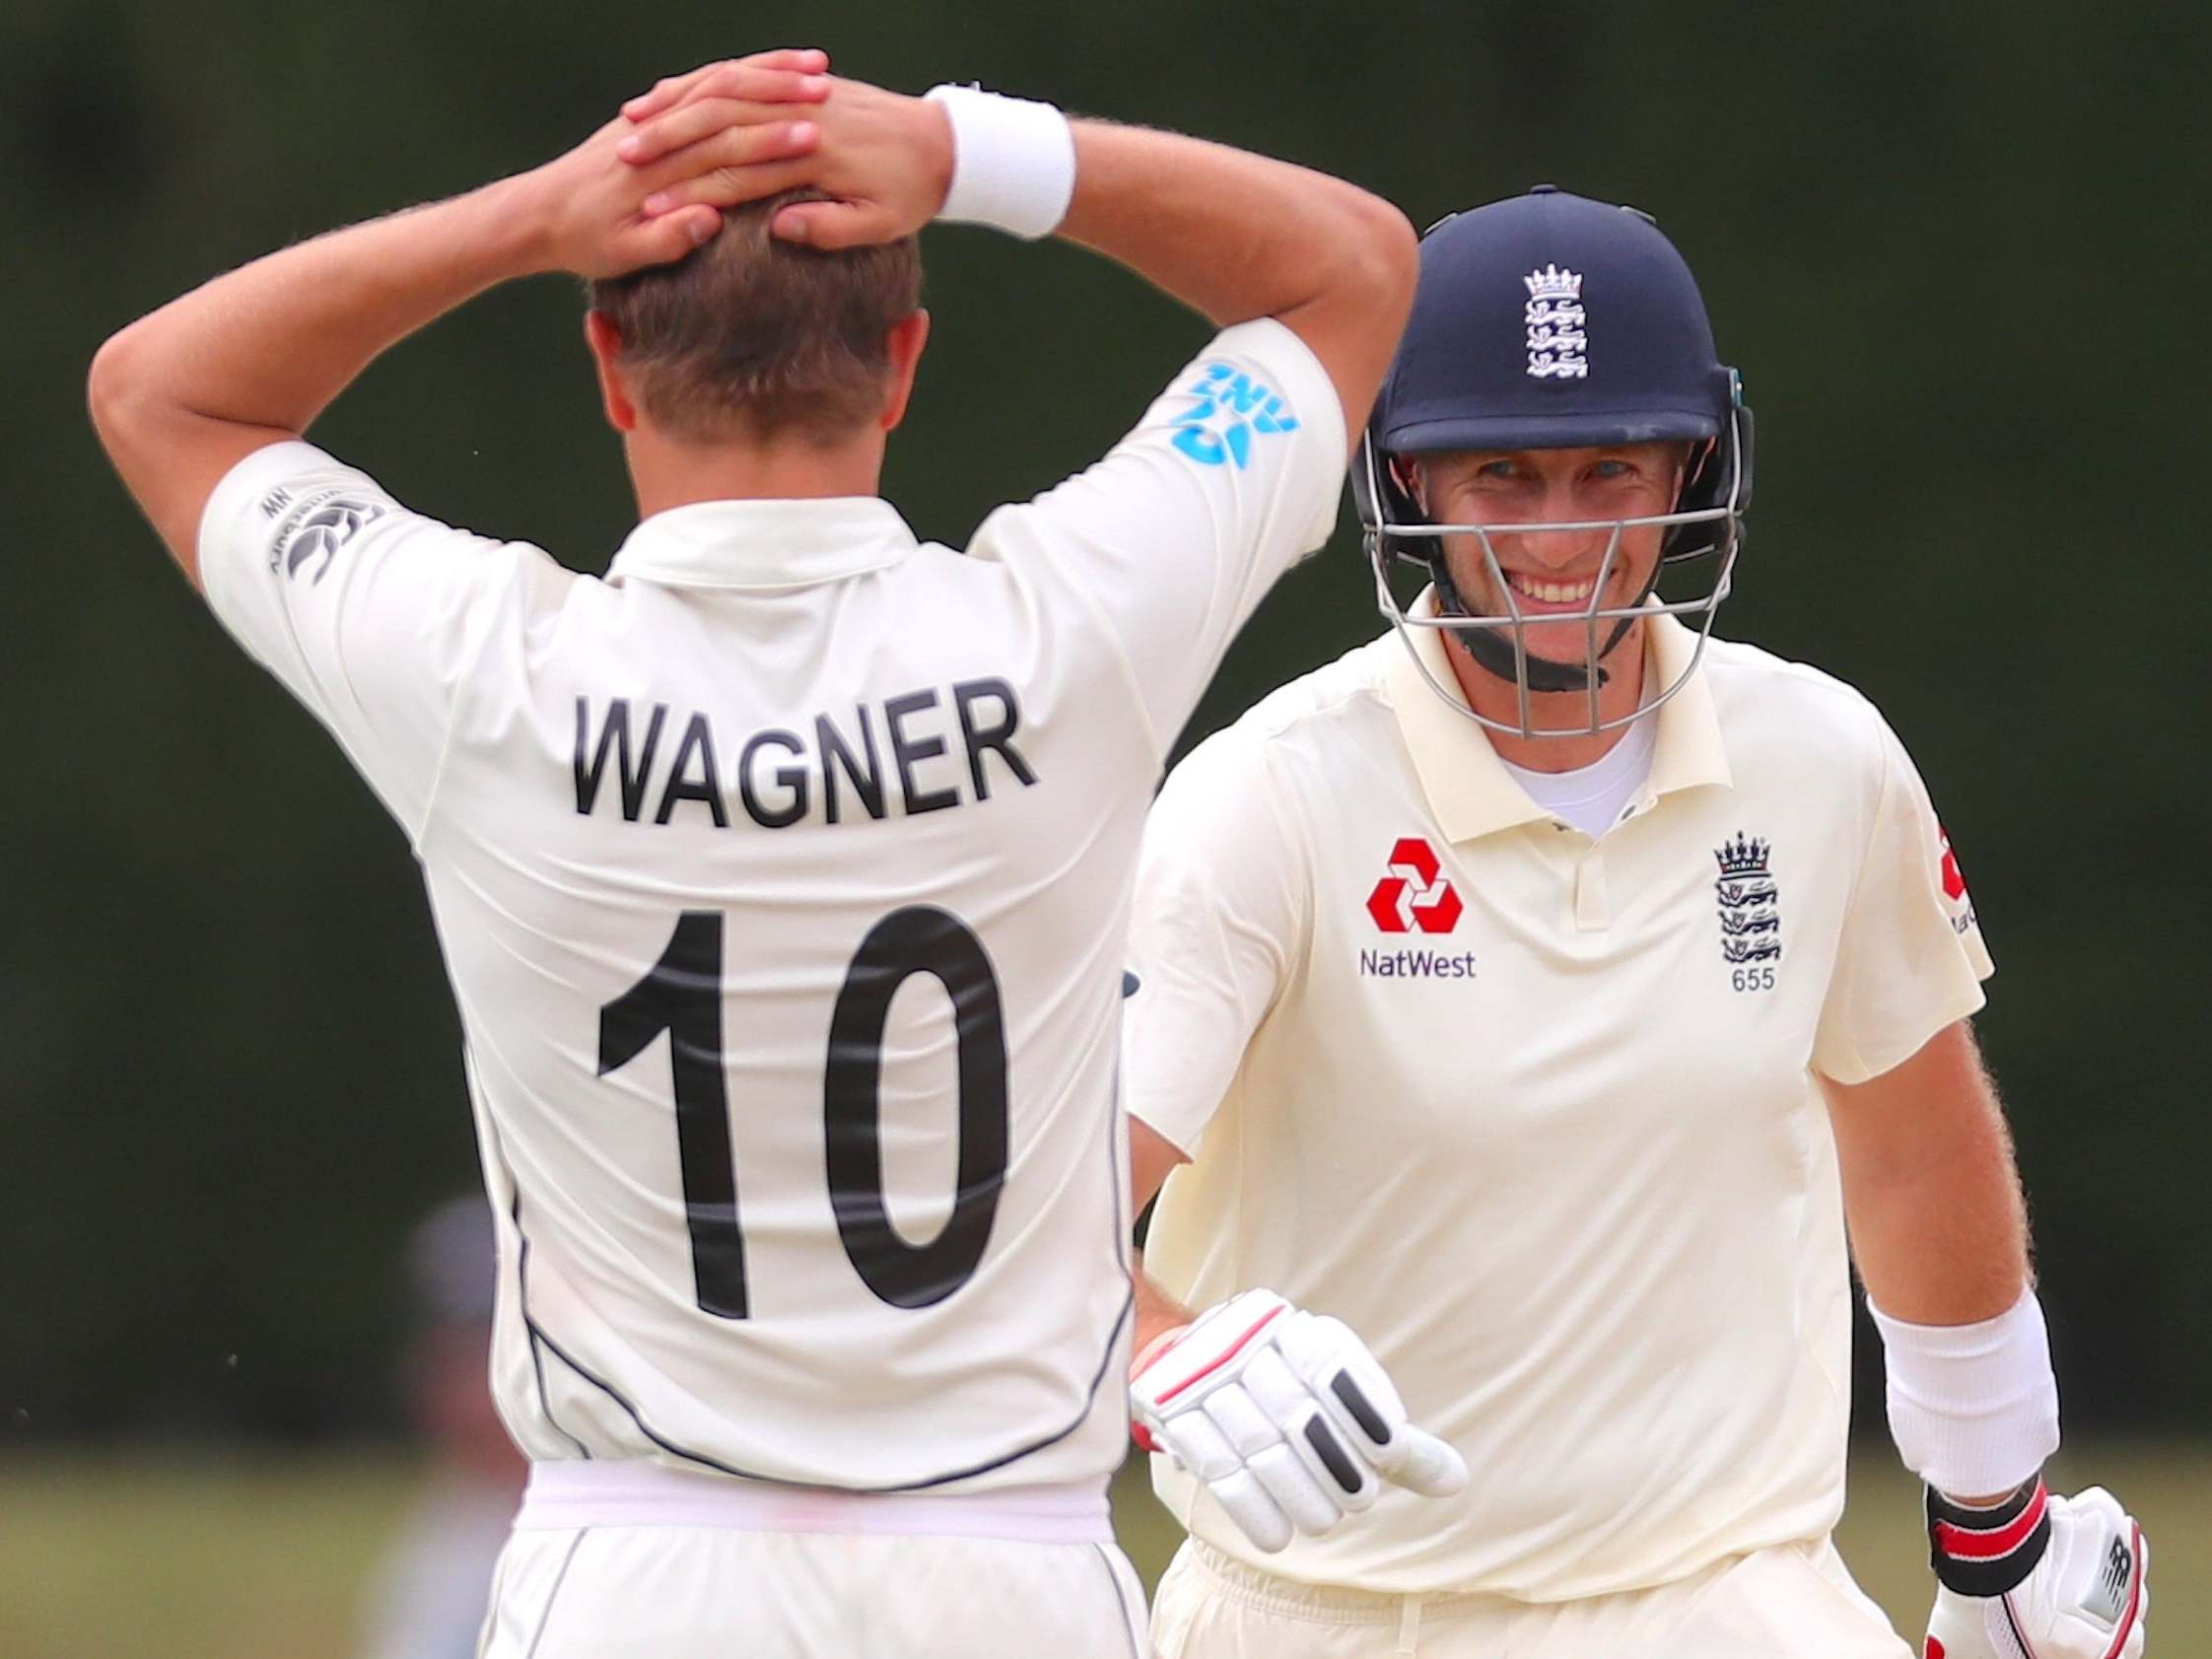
[923,84,1076,241]
[1869,1285,2060,1499]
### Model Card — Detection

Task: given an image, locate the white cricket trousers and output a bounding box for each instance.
[1150,1536,1912,1659]
[478,1462,1147,1659]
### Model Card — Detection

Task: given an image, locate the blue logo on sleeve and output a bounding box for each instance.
[1169,363,1299,468]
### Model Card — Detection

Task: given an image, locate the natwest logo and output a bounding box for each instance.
[1365,837,1463,934]
[1938,826,1969,902]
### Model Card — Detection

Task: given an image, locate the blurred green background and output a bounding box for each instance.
[2,0,2206,1650]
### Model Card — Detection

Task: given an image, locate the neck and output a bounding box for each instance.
[624,424,887,518]
[1445,623,1650,773]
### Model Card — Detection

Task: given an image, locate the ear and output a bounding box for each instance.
[1391,454,1428,515]
[584,311,639,434]
[1674,437,1711,505]
[877,309,932,434]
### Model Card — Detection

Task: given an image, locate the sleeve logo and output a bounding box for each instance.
[1937,825,1980,936]
[1170,362,1299,469]
[266,489,387,586]
[1938,825,1968,902]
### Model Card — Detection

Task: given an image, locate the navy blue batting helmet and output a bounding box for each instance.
[1355,186,1753,735]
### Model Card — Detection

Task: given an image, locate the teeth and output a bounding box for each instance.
[1507,573,1597,604]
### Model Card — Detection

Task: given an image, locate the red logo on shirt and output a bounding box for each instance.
[1365,837,1463,934]
[1938,826,1968,903]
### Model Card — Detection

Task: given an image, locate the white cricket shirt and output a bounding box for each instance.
[196,318,1343,1492]
[1127,593,1992,1597]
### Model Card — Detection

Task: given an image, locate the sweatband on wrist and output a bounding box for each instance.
[1869,1285,2060,1499]
[923,84,1076,241]
[1925,1476,2052,1597]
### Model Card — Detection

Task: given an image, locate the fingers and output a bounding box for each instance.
[1153,1409,1294,1554]
[772,199,906,250]
[1208,1468,1295,1554]
[1239,1349,1378,1513]
[636,140,821,220]
[1394,1426,1471,1498]
[634,158,820,222]
[623,101,821,172]
[1203,1385,1343,1540]
[1276,1313,1464,1495]
[608,204,726,274]
[622,49,829,124]
[1276,1315,1407,1457]
[1154,1374,1348,1550]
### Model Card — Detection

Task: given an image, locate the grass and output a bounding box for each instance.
[2,1444,2201,1657]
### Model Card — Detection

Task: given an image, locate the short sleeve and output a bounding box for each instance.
[966,317,1346,761]
[1122,727,1310,1154]
[198,442,564,844]
[1811,717,1994,1084]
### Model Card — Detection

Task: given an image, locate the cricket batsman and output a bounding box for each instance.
[89,52,1418,1656]
[1120,189,2149,1658]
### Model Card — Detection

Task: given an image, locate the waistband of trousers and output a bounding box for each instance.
[1182,1541,1503,1625]
[515,1460,1114,1545]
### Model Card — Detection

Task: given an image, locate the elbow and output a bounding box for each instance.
[86,325,149,457]
[1344,192,1419,325]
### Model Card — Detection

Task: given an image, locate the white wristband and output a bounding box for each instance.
[1869,1286,2060,1499]
[923,84,1076,241]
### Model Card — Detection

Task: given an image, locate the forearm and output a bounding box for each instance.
[1847,1138,2030,1325]
[113,180,546,429]
[90,175,551,561]
[1830,1025,2031,1324]
[1057,123,1401,324]
[1054,121,1414,442]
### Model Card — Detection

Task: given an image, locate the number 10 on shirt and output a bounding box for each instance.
[597,906,1012,1320]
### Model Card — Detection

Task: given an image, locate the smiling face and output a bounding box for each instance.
[1413,442,1691,667]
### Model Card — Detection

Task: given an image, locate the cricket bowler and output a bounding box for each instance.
[89,52,1417,1657]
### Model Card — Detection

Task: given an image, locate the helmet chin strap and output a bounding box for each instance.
[1427,556,1659,693]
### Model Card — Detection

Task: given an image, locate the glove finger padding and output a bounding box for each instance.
[1153,1405,1244,1484]
[1275,1314,1468,1496]
[1148,1400,1300,1554]
[1242,1437,1347,1538]
[1204,1465,1294,1555]
[1197,1378,1345,1537]
[1237,1346,1380,1513]
[1393,1425,1472,1498]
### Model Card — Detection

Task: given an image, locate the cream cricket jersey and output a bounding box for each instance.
[1127,596,1992,1598]
[195,318,1343,1491]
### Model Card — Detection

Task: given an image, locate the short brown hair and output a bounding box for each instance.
[588,191,922,445]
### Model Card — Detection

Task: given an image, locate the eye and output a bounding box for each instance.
[1591,458,1632,481]
[1477,458,1517,480]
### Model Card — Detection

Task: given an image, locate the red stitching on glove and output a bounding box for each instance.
[1152,1304,1288,1404]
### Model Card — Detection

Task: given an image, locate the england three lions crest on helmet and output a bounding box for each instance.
[1523,263,1586,380]
[1714,833,1782,967]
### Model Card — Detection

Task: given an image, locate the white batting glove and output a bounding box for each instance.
[1129,1288,1467,1554]
[1924,1480,2148,1659]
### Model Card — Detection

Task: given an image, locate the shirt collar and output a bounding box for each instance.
[606,497,920,590]
[1383,588,1732,845]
